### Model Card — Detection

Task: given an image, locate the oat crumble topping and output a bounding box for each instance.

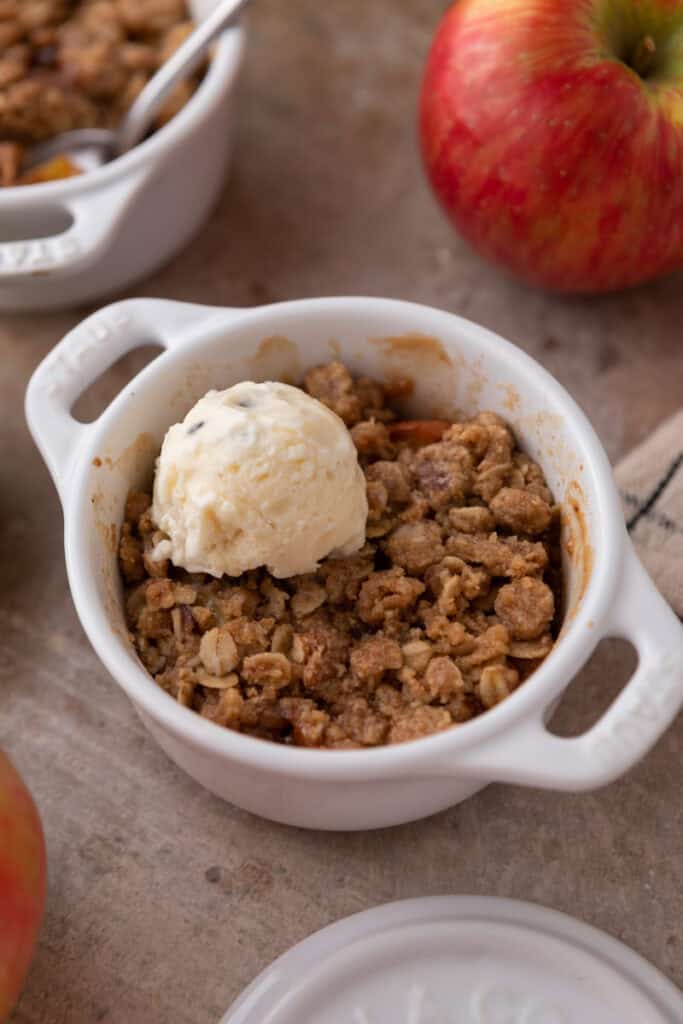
[0,0,198,185]
[119,361,562,748]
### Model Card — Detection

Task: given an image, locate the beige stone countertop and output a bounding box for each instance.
[2,2,682,1021]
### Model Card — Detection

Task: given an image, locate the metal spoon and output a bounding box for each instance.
[24,0,250,173]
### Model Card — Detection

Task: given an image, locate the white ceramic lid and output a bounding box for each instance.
[221,896,682,1023]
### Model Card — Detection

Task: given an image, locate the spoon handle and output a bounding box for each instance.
[117,0,249,156]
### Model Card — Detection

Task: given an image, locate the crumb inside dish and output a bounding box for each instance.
[119,360,562,749]
[0,0,200,186]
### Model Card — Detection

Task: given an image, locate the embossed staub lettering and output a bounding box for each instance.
[352,985,449,1024]
[0,235,82,274]
[350,983,567,1023]
[472,985,567,1024]
[43,306,132,401]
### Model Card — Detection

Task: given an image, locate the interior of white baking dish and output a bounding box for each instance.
[74,303,601,701]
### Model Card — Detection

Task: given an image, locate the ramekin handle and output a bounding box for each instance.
[0,172,148,281]
[449,546,683,790]
[25,298,234,500]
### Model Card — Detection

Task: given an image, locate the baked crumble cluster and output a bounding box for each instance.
[119,361,562,749]
[0,0,198,185]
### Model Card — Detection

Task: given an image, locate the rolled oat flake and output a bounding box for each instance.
[221,896,682,1023]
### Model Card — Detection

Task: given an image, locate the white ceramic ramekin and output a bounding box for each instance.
[0,1,244,312]
[26,297,683,830]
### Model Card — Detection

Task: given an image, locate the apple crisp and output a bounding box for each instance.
[119,362,562,748]
[0,0,198,186]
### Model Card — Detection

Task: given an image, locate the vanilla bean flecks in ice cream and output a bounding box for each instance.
[152,382,368,578]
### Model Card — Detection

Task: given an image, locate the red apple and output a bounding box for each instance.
[0,751,46,1022]
[420,0,683,292]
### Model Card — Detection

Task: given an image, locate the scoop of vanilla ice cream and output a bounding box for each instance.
[152,381,368,578]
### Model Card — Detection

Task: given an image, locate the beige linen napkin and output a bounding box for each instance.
[616,411,683,617]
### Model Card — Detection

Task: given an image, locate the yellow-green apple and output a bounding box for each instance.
[420,0,683,292]
[0,751,46,1021]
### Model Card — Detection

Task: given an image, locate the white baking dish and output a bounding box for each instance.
[25,297,683,830]
[0,1,244,312]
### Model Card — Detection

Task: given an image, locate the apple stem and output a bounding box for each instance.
[630,35,657,78]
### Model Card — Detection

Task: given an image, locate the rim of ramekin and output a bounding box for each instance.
[64,297,625,782]
[0,23,245,204]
